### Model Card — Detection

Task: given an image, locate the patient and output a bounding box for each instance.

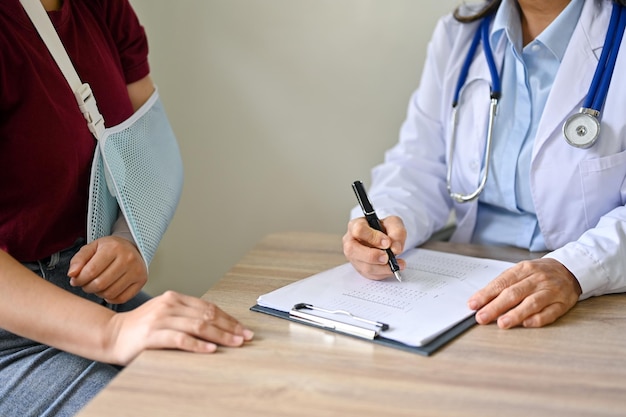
[0,1,252,416]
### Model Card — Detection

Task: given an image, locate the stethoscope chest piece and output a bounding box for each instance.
[561,2,626,149]
[563,109,600,148]
[447,3,625,202]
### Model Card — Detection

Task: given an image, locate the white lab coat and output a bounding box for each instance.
[355,0,626,299]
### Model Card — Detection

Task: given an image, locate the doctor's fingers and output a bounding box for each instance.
[518,300,574,328]
[349,256,407,281]
[346,217,387,249]
[469,259,564,310]
[343,220,407,280]
[346,217,404,252]
[380,216,407,254]
[496,283,581,329]
[471,260,581,328]
[343,224,390,260]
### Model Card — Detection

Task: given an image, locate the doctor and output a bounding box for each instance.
[343,0,626,329]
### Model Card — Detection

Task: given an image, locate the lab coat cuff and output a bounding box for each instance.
[543,245,608,301]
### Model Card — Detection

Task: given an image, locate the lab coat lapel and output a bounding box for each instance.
[532,0,610,157]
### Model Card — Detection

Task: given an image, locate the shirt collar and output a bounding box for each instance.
[490,0,522,52]
[490,0,584,61]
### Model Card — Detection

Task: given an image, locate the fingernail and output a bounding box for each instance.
[243,329,254,340]
[233,335,244,345]
[468,300,478,310]
[499,316,511,329]
[381,238,390,248]
[476,311,487,323]
[378,254,388,263]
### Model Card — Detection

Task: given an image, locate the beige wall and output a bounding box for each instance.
[129,0,460,297]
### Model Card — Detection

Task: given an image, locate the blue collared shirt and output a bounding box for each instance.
[471,0,584,251]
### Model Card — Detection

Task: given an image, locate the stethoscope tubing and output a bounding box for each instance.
[480,15,500,100]
[448,3,626,203]
[452,18,484,106]
[448,14,500,203]
[585,4,626,111]
[452,15,500,107]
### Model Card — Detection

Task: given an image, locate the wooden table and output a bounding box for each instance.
[77,232,626,417]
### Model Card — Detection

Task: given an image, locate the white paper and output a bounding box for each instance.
[257,248,514,346]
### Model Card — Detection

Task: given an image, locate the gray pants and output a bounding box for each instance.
[0,240,151,417]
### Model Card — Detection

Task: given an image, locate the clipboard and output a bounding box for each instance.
[250,248,515,356]
[250,303,477,356]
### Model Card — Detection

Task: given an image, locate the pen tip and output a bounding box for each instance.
[394,271,402,282]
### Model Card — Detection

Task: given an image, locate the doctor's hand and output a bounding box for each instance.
[468,258,582,329]
[68,236,148,304]
[342,215,407,280]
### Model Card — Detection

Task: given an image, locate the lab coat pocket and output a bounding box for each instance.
[578,149,626,227]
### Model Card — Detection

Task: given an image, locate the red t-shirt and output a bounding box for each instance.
[0,0,150,261]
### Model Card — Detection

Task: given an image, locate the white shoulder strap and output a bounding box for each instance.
[20,0,105,139]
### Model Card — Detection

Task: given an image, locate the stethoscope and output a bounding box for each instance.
[447,3,626,203]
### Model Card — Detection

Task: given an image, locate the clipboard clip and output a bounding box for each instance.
[289,303,389,340]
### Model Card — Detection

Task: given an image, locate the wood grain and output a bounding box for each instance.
[77,232,626,417]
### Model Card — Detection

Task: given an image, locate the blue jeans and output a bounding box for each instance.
[0,239,151,417]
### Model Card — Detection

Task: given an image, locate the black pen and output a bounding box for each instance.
[352,180,402,282]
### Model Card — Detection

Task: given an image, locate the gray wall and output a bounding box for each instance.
[130,0,460,297]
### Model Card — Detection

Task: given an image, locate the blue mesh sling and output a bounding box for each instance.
[20,0,183,266]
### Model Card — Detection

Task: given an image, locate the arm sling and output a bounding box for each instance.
[20,0,184,267]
